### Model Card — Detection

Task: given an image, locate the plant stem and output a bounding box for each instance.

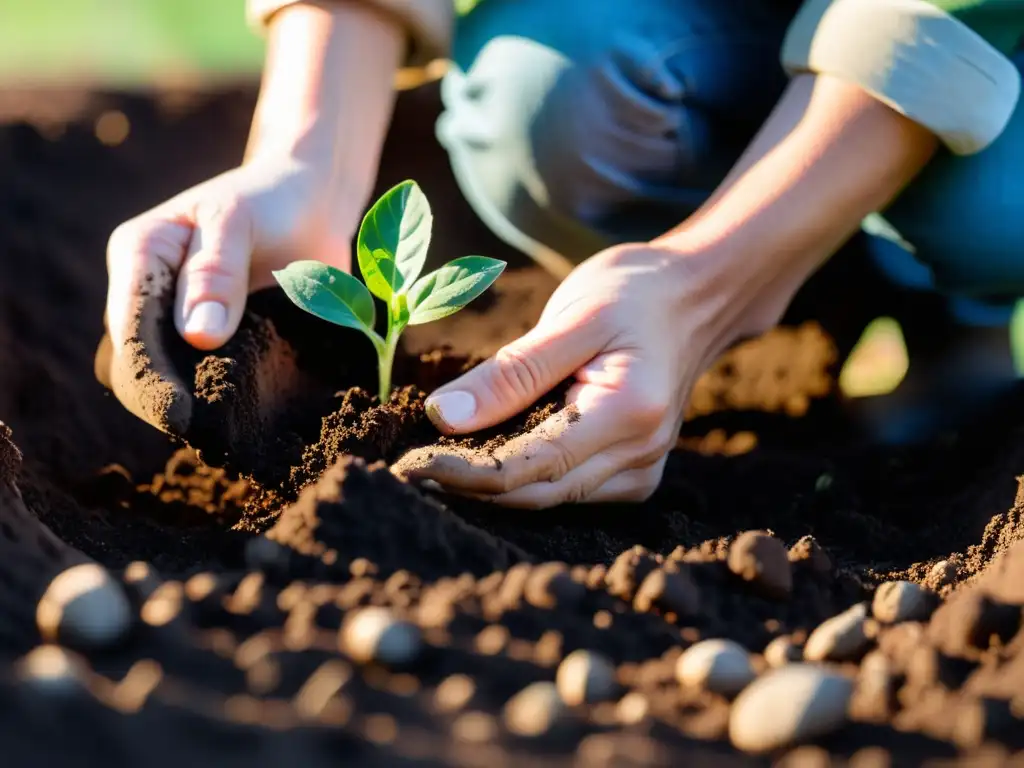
[377,330,399,403]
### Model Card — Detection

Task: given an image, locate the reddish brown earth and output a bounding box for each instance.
[1,83,1024,765]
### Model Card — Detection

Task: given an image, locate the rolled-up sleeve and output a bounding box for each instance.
[782,0,1022,154]
[248,0,454,67]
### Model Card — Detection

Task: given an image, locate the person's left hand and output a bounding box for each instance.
[391,241,752,508]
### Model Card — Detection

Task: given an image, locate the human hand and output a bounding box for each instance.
[100,154,361,434]
[392,243,751,508]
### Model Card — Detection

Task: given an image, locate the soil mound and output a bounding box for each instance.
[1,84,1023,764]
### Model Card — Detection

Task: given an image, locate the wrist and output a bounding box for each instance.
[650,228,798,349]
[246,1,403,207]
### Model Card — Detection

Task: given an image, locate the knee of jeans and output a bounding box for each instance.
[530,40,697,232]
[439,34,724,238]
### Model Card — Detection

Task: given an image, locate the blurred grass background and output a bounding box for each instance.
[0,0,261,86]
[4,0,1022,397]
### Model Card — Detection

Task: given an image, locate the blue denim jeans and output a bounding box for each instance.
[437,0,1024,324]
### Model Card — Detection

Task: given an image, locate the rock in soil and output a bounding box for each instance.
[872,580,936,625]
[803,602,873,662]
[675,639,756,696]
[556,649,618,706]
[728,664,854,753]
[36,563,132,650]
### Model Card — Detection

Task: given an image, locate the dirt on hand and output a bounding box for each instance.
[1,84,1024,766]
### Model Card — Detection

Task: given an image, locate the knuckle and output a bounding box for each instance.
[197,196,246,228]
[108,218,186,278]
[493,344,548,401]
[561,481,591,505]
[540,440,576,482]
[185,257,240,282]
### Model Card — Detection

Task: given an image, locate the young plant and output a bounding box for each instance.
[273,180,506,403]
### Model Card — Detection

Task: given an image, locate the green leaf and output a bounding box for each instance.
[407,256,506,325]
[273,260,376,333]
[356,180,433,301]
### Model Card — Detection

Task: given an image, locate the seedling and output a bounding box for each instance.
[273,180,506,402]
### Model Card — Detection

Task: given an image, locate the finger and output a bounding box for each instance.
[492,453,668,509]
[424,313,607,435]
[584,455,668,504]
[174,199,253,350]
[397,383,638,495]
[106,216,191,350]
[104,216,195,436]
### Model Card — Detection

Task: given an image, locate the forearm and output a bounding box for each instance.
[655,73,939,332]
[245,0,404,207]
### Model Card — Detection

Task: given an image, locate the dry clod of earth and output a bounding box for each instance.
[727,530,793,599]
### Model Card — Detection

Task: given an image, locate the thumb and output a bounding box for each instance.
[425,320,602,434]
[174,199,253,350]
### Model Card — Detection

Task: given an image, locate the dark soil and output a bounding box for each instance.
[2,82,1024,765]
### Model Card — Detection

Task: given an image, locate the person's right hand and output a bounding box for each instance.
[100,153,363,436]
[106,153,358,354]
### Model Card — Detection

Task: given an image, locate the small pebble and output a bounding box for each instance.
[676,639,755,696]
[872,581,934,624]
[763,636,802,668]
[729,664,853,753]
[556,649,618,705]
[728,531,793,599]
[16,645,86,693]
[928,559,958,588]
[504,681,565,737]
[435,674,476,712]
[803,603,871,662]
[341,607,421,666]
[37,563,132,650]
[615,691,649,725]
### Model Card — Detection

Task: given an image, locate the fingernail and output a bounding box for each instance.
[425,391,476,432]
[184,301,228,338]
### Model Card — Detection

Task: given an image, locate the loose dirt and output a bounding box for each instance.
[2,83,1024,765]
